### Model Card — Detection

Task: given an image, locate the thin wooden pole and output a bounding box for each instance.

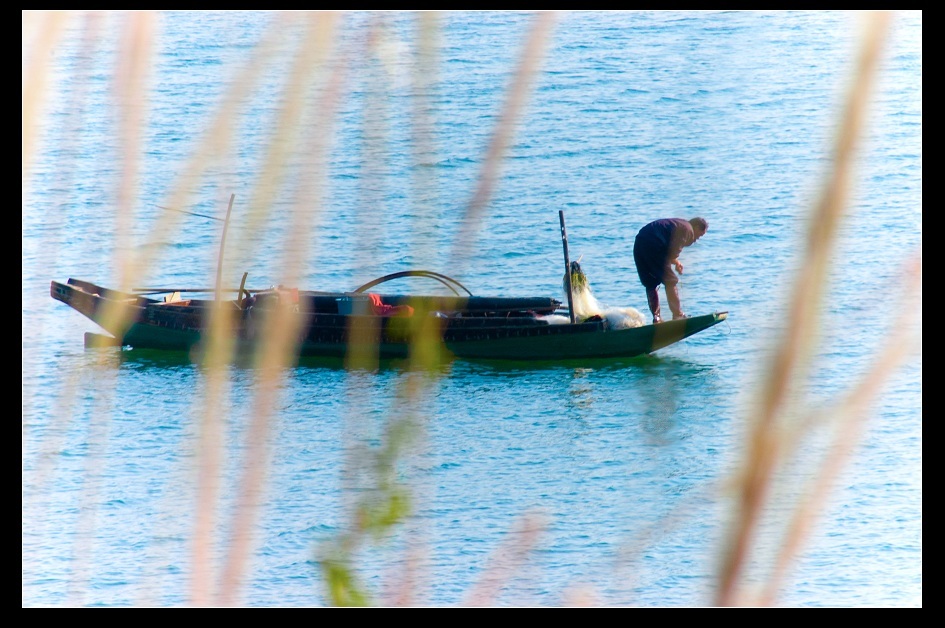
[559,210,575,324]
[215,193,236,302]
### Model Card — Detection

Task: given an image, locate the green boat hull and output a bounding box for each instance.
[52,279,727,362]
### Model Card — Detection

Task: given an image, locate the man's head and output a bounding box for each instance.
[690,217,708,240]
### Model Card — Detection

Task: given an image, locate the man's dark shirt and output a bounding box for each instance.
[633,218,696,289]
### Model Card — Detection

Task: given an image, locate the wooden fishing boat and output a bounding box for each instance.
[49,271,728,362]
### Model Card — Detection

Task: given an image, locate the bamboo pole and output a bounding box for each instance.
[559,210,575,324]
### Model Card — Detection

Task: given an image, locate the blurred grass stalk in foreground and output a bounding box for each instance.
[22,10,919,607]
[714,10,920,607]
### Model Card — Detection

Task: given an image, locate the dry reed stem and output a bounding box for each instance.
[449,11,555,275]
[324,18,400,606]
[184,15,299,602]
[84,20,157,590]
[614,483,718,600]
[364,15,443,607]
[23,360,108,606]
[462,510,548,607]
[385,544,426,607]
[409,12,440,262]
[65,361,121,606]
[350,12,556,606]
[391,18,441,604]
[114,12,154,290]
[227,14,319,274]
[341,15,390,543]
[350,32,393,448]
[715,11,893,607]
[213,13,342,606]
[379,370,447,606]
[22,11,113,607]
[758,253,921,606]
[22,12,102,457]
[57,12,157,606]
[323,14,451,606]
[182,14,290,605]
[182,13,334,606]
[22,11,68,186]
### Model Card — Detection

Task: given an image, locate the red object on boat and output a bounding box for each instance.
[368,293,414,317]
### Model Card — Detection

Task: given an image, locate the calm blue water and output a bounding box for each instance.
[22,10,921,607]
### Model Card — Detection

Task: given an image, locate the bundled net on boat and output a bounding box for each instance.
[544,260,645,328]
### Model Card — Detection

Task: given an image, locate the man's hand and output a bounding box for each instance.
[674,260,684,275]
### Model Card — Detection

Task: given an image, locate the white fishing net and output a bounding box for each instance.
[540,261,646,328]
[572,282,646,329]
